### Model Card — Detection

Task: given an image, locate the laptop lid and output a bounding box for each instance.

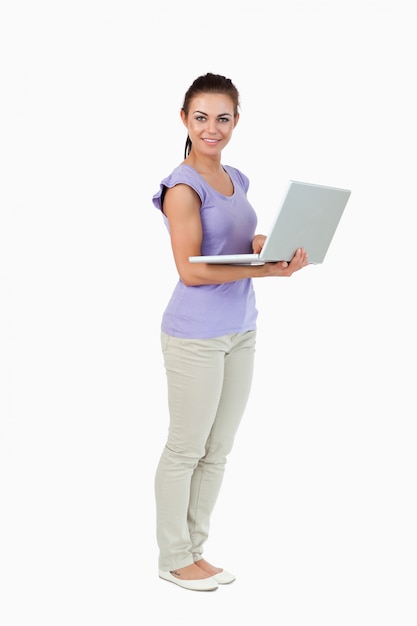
[189,180,351,265]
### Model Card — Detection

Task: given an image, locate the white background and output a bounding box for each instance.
[1,1,416,624]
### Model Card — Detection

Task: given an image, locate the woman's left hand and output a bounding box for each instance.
[252,234,267,254]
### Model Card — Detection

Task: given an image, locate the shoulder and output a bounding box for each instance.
[223,165,250,193]
[152,164,207,211]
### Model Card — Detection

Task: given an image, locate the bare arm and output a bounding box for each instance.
[163,184,309,286]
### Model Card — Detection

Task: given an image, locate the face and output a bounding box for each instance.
[181,93,239,156]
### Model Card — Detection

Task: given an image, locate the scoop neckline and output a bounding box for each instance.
[181,163,236,198]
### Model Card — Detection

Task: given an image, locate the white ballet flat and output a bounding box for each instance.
[159,570,218,591]
[212,569,236,584]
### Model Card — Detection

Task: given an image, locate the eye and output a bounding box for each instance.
[195,115,207,122]
[218,117,231,123]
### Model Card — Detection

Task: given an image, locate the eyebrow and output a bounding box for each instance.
[192,110,232,117]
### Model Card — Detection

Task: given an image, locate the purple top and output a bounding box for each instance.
[152,163,259,339]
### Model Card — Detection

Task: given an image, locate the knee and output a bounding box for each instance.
[163,444,204,469]
[204,437,233,465]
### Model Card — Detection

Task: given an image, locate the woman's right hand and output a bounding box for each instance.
[264,248,309,277]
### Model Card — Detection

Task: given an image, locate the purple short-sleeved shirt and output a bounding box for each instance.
[152,164,259,339]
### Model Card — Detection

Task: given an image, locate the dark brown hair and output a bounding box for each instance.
[182,73,240,158]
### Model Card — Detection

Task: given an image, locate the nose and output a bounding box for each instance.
[206,119,218,134]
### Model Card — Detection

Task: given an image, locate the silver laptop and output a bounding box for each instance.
[189,180,351,265]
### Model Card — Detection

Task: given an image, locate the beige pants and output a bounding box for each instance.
[155,330,256,571]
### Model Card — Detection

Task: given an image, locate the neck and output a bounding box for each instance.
[184,152,222,176]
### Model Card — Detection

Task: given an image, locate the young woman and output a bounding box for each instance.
[152,73,308,591]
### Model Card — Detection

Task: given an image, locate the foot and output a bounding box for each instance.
[170,563,213,580]
[159,569,218,591]
[195,558,236,585]
[195,558,223,576]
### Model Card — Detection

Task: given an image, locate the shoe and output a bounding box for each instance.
[212,569,236,585]
[159,570,218,591]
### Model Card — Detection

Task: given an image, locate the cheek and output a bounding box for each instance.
[220,125,234,139]
[187,120,200,136]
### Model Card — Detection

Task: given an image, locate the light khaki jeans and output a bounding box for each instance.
[155,330,256,571]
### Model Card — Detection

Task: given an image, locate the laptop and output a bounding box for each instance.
[189,180,351,265]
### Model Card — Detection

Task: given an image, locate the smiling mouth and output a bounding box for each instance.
[203,138,219,144]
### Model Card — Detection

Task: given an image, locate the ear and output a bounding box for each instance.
[180,109,188,128]
[233,112,240,128]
